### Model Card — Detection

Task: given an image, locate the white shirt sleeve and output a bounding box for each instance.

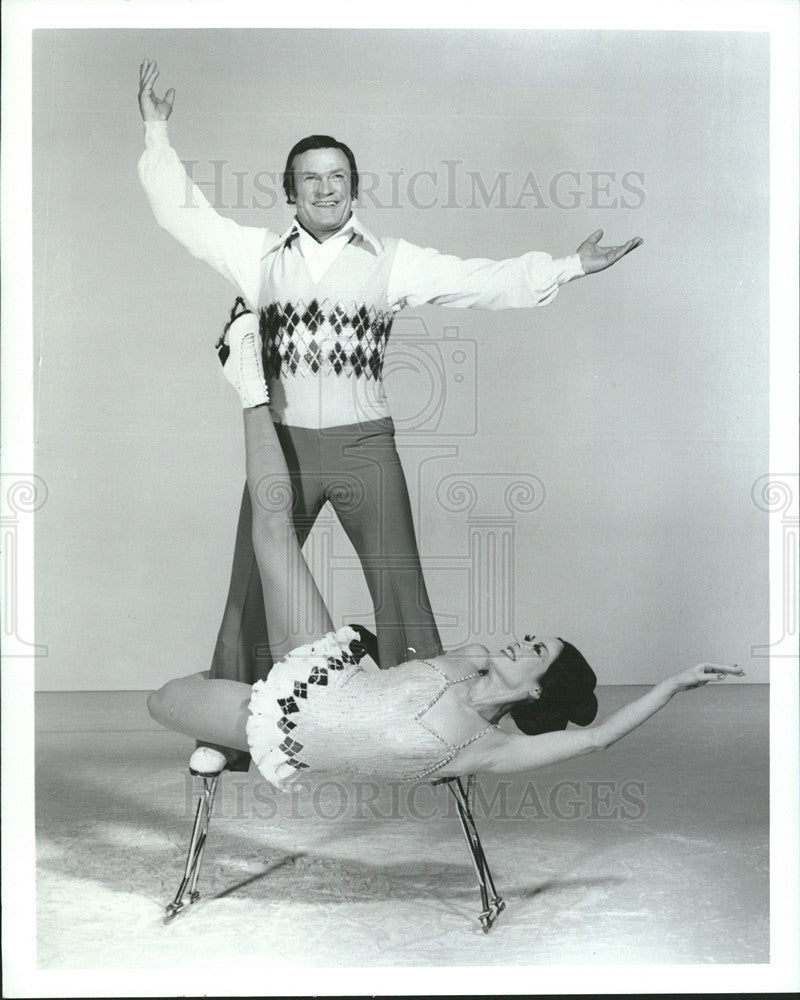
[388,238,584,312]
[137,121,272,308]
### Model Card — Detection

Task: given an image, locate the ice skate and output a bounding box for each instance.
[188,746,228,777]
[164,763,222,923]
[433,774,505,932]
[216,296,269,408]
[164,719,244,921]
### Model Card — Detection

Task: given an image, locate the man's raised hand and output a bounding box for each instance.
[576,230,643,275]
[138,59,174,123]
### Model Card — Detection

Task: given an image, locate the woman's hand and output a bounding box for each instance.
[669,662,744,692]
[138,59,174,122]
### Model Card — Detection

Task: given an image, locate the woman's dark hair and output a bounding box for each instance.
[509,639,598,736]
[282,135,359,203]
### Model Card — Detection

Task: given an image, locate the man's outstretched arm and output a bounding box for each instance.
[388,229,642,311]
[137,59,268,308]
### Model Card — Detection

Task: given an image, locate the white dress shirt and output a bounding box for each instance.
[138,121,584,315]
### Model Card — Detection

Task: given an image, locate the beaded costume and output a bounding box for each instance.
[246,626,497,789]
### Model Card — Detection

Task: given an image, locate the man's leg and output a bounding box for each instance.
[209,484,272,684]
[328,420,443,669]
[200,486,269,770]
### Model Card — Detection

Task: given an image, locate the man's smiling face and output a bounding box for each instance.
[292,147,353,242]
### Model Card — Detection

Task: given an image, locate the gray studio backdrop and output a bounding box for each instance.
[33,28,770,691]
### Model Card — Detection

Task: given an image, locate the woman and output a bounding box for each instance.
[147,313,742,788]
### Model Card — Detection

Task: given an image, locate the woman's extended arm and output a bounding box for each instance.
[470,662,743,776]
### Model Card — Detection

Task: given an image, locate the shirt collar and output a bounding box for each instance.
[262,213,381,256]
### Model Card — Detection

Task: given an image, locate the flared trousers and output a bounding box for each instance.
[209,417,442,686]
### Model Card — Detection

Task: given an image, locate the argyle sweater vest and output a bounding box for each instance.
[258,236,400,428]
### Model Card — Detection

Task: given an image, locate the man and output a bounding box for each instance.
[137,59,642,771]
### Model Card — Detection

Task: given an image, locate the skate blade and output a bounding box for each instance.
[163,892,201,924]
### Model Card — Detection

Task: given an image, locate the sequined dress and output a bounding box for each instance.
[246,626,496,789]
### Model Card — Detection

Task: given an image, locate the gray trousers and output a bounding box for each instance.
[209,417,442,688]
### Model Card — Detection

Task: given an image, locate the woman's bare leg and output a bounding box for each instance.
[148,672,252,752]
[148,317,333,757]
[147,407,334,754]
[243,404,332,661]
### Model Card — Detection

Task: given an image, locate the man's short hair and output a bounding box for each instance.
[282,135,359,203]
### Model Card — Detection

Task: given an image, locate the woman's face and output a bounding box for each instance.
[491,635,564,699]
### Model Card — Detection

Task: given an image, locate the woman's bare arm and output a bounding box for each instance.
[458,662,743,776]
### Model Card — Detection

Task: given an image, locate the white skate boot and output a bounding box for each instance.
[216,297,269,408]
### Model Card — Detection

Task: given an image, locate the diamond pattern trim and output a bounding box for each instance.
[260,298,393,379]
